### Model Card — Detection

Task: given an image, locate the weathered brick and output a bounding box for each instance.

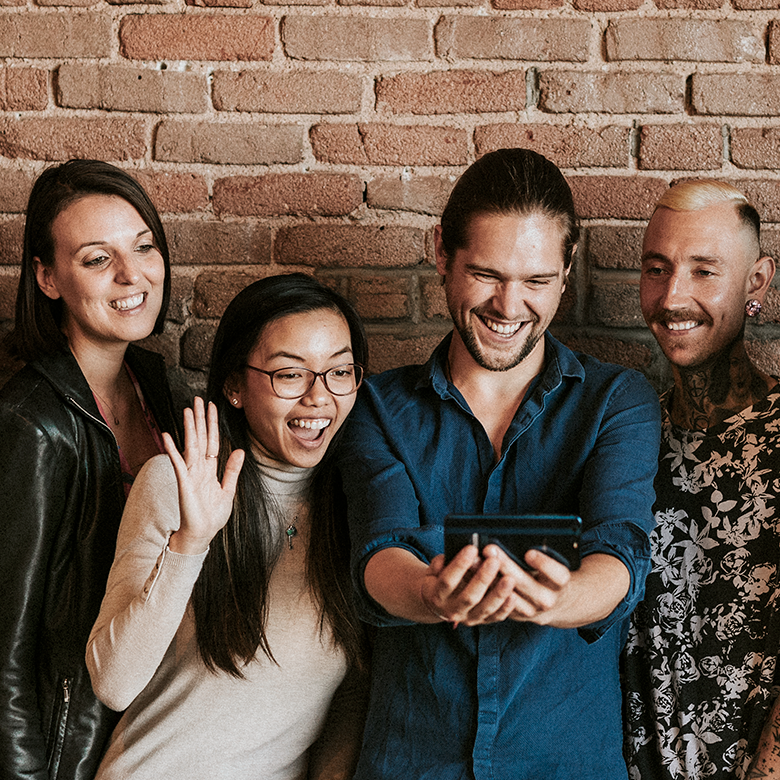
[769,20,780,63]
[138,330,179,369]
[420,274,449,319]
[728,180,780,223]
[474,124,629,168]
[0,0,24,7]
[418,0,481,8]
[760,285,780,323]
[181,323,217,369]
[347,275,411,320]
[133,171,209,214]
[735,0,780,9]
[282,17,431,61]
[340,0,404,7]
[538,71,683,114]
[746,338,780,377]
[164,218,272,265]
[213,71,362,114]
[107,0,168,5]
[164,274,193,324]
[376,70,526,114]
[732,129,780,169]
[0,216,24,264]
[570,176,669,219]
[493,0,564,9]
[193,271,274,320]
[435,18,590,62]
[692,75,780,117]
[654,0,721,8]
[38,0,94,7]
[0,12,112,58]
[0,272,18,319]
[155,121,303,165]
[57,65,207,113]
[589,282,643,328]
[605,20,764,63]
[120,14,274,62]
[1,68,47,110]
[0,117,149,161]
[586,225,645,271]
[275,225,425,268]
[366,333,444,374]
[187,0,251,6]
[573,0,641,10]
[310,124,468,166]
[213,174,363,217]
[559,335,652,370]
[367,175,454,215]
[0,172,34,214]
[638,125,723,170]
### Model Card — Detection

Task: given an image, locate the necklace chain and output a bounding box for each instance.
[93,389,120,426]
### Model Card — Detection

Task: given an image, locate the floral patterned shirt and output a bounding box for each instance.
[624,386,780,779]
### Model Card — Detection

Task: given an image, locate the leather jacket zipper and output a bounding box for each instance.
[65,396,116,441]
[48,677,71,778]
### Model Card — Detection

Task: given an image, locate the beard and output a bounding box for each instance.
[455,310,544,372]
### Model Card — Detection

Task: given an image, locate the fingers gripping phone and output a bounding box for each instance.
[444,514,582,571]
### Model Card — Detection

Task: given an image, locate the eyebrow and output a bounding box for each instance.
[641,251,724,264]
[75,229,154,253]
[465,262,561,280]
[264,345,353,363]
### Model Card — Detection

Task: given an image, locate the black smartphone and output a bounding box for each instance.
[444,514,582,571]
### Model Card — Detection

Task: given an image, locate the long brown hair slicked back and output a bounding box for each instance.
[192,273,368,677]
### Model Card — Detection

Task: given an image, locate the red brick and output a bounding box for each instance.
[0,0,24,7]
[538,71,683,114]
[605,20,764,63]
[137,330,179,369]
[746,338,780,377]
[735,0,780,8]
[760,285,780,323]
[0,68,47,110]
[435,17,589,61]
[193,271,274,320]
[569,176,669,220]
[347,275,411,320]
[187,0,251,6]
[275,225,425,268]
[559,335,652,370]
[589,282,643,328]
[366,333,444,374]
[475,124,629,169]
[493,0,564,9]
[760,226,780,259]
[340,0,404,7]
[133,171,209,214]
[57,64,207,113]
[120,14,274,62]
[0,12,112,57]
[586,225,645,271]
[181,323,217,369]
[655,0,721,7]
[155,121,303,165]
[0,216,24,264]
[418,0,481,8]
[0,171,34,215]
[638,125,723,171]
[164,218,272,266]
[692,75,780,116]
[732,129,780,169]
[377,70,526,114]
[0,117,149,162]
[282,17,431,61]
[164,274,193,324]
[573,0,640,10]
[213,174,363,217]
[367,175,453,215]
[726,180,780,223]
[310,124,468,166]
[420,274,449,319]
[37,0,93,7]
[107,0,168,5]
[0,273,18,319]
[213,71,362,114]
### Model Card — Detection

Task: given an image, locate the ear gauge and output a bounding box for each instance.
[746,299,762,317]
[231,398,239,406]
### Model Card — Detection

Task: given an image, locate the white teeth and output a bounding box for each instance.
[483,317,522,335]
[290,419,331,430]
[111,294,144,311]
[666,321,698,331]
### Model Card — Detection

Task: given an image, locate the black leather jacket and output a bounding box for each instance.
[0,345,180,780]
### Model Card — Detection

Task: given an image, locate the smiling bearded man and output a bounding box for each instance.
[622,180,780,780]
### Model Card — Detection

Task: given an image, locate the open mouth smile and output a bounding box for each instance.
[289,418,331,431]
[110,293,146,311]
[479,315,524,336]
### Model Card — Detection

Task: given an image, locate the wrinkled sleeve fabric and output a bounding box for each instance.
[0,411,69,780]
[86,455,207,712]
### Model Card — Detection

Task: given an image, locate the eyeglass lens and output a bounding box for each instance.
[271,364,362,398]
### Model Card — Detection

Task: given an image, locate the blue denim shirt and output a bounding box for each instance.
[339,333,661,780]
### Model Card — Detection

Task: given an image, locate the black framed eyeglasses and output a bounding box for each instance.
[245,363,364,399]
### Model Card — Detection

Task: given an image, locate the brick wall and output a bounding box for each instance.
[2,1,780,393]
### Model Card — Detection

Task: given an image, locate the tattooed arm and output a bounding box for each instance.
[746,695,780,779]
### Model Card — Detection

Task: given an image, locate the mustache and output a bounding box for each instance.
[650,309,712,327]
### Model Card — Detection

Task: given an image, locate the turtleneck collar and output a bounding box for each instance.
[250,441,315,503]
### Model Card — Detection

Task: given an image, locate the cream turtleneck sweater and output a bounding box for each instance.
[87,451,351,780]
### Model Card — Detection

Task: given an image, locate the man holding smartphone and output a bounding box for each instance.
[338,148,661,779]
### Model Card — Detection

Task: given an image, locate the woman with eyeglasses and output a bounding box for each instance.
[86,273,369,780]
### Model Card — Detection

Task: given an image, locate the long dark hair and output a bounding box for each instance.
[440,148,579,268]
[193,273,369,677]
[6,159,171,362]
